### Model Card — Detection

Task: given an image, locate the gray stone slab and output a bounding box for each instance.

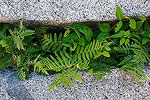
[0,67,150,100]
[7,85,34,100]
[0,0,149,26]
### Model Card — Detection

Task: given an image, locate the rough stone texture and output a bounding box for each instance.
[0,0,150,26]
[0,66,150,100]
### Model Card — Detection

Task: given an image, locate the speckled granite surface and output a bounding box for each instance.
[0,0,149,26]
[0,66,150,100]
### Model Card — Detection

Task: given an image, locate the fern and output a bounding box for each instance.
[0,54,13,69]
[48,67,82,91]
[75,40,111,60]
[88,56,117,80]
[34,51,89,91]
[118,55,133,66]
[131,44,150,62]
[35,40,111,91]
[35,26,49,34]
[9,20,35,50]
[26,46,41,54]
[42,33,63,52]
[95,56,118,65]
[14,66,27,81]
[118,43,149,86]
[13,54,28,81]
[36,40,110,73]
[0,7,149,91]
[114,43,131,54]
[13,52,40,81]
[34,50,89,72]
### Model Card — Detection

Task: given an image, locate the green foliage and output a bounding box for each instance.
[129,19,136,29]
[0,24,8,47]
[9,20,35,50]
[13,51,40,81]
[35,40,112,90]
[103,51,110,57]
[88,56,118,80]
[0,53,13,69]
[96,32,108,43]
[0,20,41,81]
[48,67,82,91]
[116,5,123,20]
[115,21,123,32]
[42,33,63,52]
[0,5,150,91]
[68,24,93,42]
[118,44,149,86]
[98,23,110,32]
[35,26,49,34]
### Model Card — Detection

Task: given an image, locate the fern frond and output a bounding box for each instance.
[36,40,105,73]
[48,67,82,91]
[0,54,13,69]
[75,40,106,61]
[88,61,112,80]
[14,67,26,81]
[42,33,63,52]
[13,53,40,81]
[118,55,134,66]
[35,26,49,34]
[34,50,89,73]
[118,43,149,87]
[26,46,41,54]
[35,40,111,91]
[131,44,150,62]
[95,56,118,65]
[114,43,131,54]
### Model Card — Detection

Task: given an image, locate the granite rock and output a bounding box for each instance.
[0,0,149,26]
[0,66,150,100]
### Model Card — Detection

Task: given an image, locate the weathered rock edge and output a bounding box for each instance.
[0,0,149,26]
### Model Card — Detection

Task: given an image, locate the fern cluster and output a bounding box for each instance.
[116,43,150,86]
[0,5,150,91]
[42,33,63,52]
[0,21,43,81]
[35,40,111,91]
